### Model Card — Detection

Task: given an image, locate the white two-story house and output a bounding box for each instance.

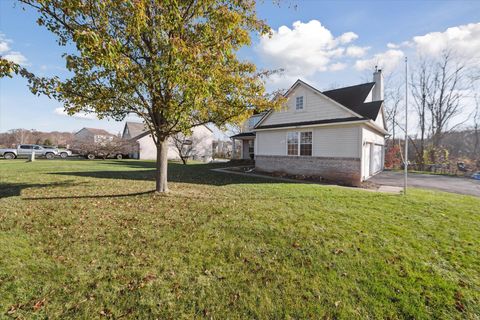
[122,122,214,162]
[231,70,388,186]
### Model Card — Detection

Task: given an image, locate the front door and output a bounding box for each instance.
[248,140,254,160]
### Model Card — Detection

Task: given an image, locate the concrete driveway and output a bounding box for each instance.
[370,171,480,197]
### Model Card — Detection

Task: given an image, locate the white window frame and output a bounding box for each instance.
[295,96,304,111]
[286,131,313,156]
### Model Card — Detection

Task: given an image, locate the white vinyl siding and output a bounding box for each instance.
[256,124,361,158]
[362,126,385,145]
[260,85,354,127]
[312,126,360,157]
[256,130,287,156]
[375,109,385,129]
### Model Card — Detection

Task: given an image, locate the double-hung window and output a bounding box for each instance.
[287,132,298,155]
[295,96,304,110]
[287,132,312,156]
[300,132,312,156]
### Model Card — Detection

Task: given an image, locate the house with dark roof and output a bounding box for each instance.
[122,122,214,162]
[231,70,388,186]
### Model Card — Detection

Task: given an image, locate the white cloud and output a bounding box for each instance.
[356,23,480,76]
[346,45,370,58]
[0,32,28,66]
[354,49,404,73]
[258,20,362,77]
[387,42,399,49]
[329,62,347,71]
[54,107,98,120]
[3,51,28,66]
[338,31,358,44]
[0,40,10,53]
[412,22,480,61]
[0,33,11,54]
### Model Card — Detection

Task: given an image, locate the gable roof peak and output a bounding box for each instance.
[286,79,382,122]
[76,127,113,136]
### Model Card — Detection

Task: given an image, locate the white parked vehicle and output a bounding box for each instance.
[0,144,59,159]
[42,145,73,159]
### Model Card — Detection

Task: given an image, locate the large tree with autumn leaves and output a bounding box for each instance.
[3,0,281,193]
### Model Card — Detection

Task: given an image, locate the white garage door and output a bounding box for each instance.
[363,143,371,180]
[371,144,383,174]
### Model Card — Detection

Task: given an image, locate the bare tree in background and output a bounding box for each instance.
[383,73,403,142]
[411,60,432,168]
[408,51,468,164]
[473,92,480,158]
[427,51,466,148]
[171,133,197,165]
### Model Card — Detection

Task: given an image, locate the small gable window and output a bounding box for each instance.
[295,96,304,110]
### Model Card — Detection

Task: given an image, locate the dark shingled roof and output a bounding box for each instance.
[323,82,375,109]
[230,132,256,139]
[256,117,365,130]
[322,82,382,121]
[346,100,383,121]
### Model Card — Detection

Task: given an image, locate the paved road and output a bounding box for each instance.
[370,171,480,197]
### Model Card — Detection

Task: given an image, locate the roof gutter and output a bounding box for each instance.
[254,119,370,132]
[365,120,389,135]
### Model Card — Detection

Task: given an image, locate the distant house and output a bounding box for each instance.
[122,122,214,162]
[231,70,388,186]
[74,127,115,143]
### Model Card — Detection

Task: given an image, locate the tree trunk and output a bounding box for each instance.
[155,138,169,193]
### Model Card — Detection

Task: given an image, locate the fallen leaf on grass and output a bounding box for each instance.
[332,248,344,255]
[7,304,19,314]
[33,298,46,311]
[455,291,466,312]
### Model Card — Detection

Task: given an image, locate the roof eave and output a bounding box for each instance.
[365,120,388,135]
[255,119,369,131]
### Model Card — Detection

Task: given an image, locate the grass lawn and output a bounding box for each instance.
[1,159,479,319]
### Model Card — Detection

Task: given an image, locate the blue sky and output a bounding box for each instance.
[1,0,479,136]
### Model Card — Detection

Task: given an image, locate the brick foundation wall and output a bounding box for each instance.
[255,155,361,186]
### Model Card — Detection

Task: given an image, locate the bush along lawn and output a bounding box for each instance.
[0,159,479,318]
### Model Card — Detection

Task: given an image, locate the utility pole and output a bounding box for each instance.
[404,56,408,195]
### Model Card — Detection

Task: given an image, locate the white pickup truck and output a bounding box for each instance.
[0,144,59,159]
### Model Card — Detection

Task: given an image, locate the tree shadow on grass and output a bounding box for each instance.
[48,162,283,186]
[0,181,85,199]
[22,190,155,201]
